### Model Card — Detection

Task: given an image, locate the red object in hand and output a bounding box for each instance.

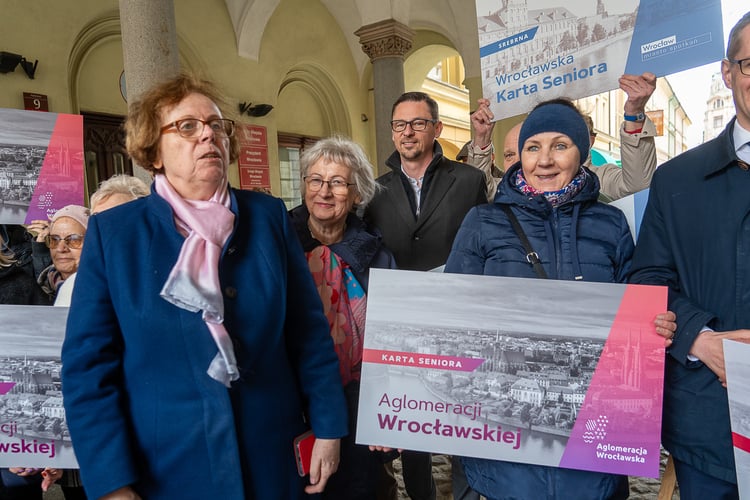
[294,430,316,476]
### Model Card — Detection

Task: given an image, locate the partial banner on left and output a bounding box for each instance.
[0,305,78,468]
[0,108,84,224]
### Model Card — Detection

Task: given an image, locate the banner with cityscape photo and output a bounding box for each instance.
[356,270,667,478]
[0,108,84,224]
[476,0,725,119]
[0,305,78,468]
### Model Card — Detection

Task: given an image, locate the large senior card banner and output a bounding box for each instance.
[0,108,84,224]
[357,270,667,478]
[476,0,724,119]
[0,305,78,467]
[723,340,750,499]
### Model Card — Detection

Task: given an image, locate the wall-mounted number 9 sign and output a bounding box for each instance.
[23,92,49,111]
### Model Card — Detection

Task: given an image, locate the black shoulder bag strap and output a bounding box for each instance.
[501,205,548,279]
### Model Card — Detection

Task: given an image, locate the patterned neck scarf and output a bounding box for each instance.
[305,245,367,386]
[154,174,238,387]
[515,167,587,207]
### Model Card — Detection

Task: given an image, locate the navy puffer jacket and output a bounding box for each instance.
[445,162,633,284]
[445,162,634,500]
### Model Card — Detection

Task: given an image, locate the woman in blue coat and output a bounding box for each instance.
[445,100,674,499]
[61,74,347,500]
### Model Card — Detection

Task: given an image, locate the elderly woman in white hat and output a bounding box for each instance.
[36,204,89,304]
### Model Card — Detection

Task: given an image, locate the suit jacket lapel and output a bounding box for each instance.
[383,174,418,228]
[417,162,455,228]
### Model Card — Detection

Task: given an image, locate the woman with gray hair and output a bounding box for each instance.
[89,174,150,214]
[289,135,396,499]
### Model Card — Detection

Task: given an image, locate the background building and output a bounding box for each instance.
[703,72,735,142]
[0,0,714,209]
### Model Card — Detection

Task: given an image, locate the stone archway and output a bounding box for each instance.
[277,63,352,137]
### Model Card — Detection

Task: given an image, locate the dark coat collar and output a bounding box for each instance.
[288,204,385,277]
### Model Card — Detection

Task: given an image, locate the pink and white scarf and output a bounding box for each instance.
[154,174,238,387]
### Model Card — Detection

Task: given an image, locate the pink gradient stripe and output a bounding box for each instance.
[25,113,85,223]
[0,382,16,395]
[560,284,667,478]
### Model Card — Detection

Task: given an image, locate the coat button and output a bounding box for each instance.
[227,246,237,255]
[414,235,420,240]
[225,286,238,299]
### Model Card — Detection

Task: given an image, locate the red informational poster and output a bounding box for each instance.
[237,124,270,191]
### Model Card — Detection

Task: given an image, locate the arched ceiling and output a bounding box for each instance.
[224,0,481,80]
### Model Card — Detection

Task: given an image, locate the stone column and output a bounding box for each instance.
[356,20,415,176]
[119,0,180,181]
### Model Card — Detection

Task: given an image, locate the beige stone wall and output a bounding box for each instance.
[0,0,375,193]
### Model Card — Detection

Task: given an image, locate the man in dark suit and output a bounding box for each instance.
[630,11,750,500]
[366,91,486,273]
[365,92,486,499]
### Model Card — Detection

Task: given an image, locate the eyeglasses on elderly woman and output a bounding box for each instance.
[303,176,355,195]
[160,118,235,139]
[46,234,85,249]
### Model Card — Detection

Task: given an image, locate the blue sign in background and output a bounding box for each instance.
[625,0,724,76]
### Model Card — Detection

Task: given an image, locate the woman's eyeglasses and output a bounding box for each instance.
[46,234,84,249]
[160,118,235,138]
[303,177,355,195]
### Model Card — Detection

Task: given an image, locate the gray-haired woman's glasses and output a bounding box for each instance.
[160,118,235,138]
[303,176,355,195]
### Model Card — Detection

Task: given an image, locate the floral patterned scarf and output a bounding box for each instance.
[515,167,587,207]
[306,245,367,386]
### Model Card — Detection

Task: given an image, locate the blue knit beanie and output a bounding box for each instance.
[518,102,590,163]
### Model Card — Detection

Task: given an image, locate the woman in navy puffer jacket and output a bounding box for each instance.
[445,99,633,500]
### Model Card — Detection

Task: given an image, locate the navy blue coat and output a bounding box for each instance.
[630,118,750,484]
[61,187,347,499]
[445,163,633,283]
[445,163,633,500]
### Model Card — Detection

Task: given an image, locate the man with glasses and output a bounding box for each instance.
[630,12,750,499]
[364,92,486,500]
[365,91,486,273]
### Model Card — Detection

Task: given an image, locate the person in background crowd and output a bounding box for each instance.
[456,105,504,201]
[61,73,347,500]
[365,91,486,500]
[501,122,522,172]
[0,233,49,306]
[470,71,658,202]
[289,136,397,499]
[43,175,151,499]
[629,12,750,500]
[0,227,55,498]
[89,174,150,214]
[445,98,676,500]
[4,206,89,499]
[0,224,50,280]
[35,205,89,304]
[0,232,50,500]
